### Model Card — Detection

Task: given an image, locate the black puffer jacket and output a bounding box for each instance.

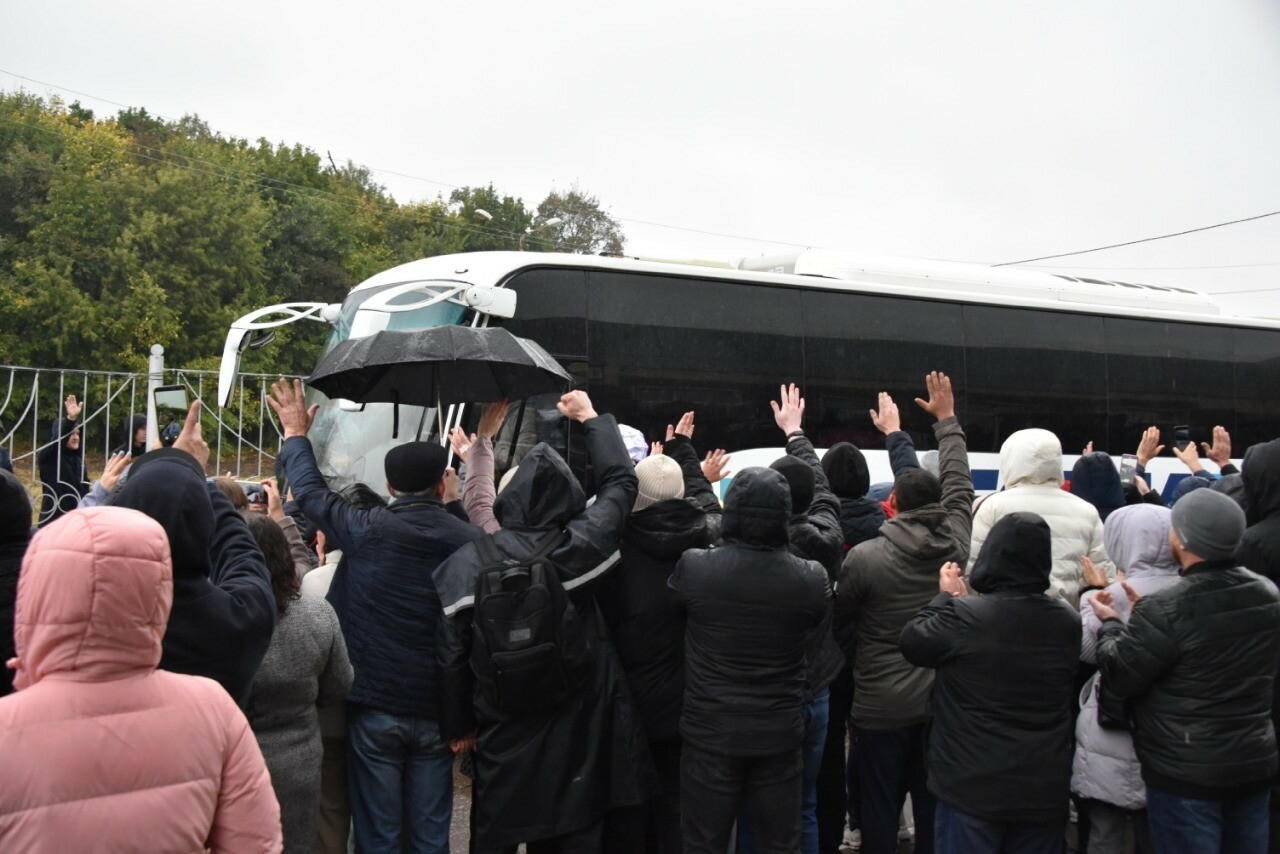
[669,467,831,757]
[597,497,712,741]
[1097,557,1280,799]
[434,415,654,848]
[900,512,1081,823]
[0,469,32,698]
[110,449,275,708]
[1239,439,1280,583]
[780,434,846,696]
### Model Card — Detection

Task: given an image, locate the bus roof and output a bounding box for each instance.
[348,251,1280,330]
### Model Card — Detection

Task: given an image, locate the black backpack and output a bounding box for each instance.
[469,530,592,712]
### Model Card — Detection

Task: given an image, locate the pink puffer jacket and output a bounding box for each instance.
[0,506,282,852]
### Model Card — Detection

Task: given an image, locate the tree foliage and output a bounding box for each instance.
[0,93,626,374]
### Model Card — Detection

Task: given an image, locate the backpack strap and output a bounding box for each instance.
[475,529,567,569]
[474,533,505,569]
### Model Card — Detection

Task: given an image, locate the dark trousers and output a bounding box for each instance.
[681,742,802,854]
[818,670,853,854]
[1146,784,1269,854]
[604,738,683,854]
[856,723,934,854]
[934,801,1065,854]
[471,822,603,854]
[1083,800,1150,854]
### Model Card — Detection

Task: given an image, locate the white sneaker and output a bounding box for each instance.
[842,827,861,850]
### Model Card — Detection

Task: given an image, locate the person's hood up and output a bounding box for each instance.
[125,413,147,455]
[1243,439,1280,524]
[109,448,215,578]
[969,511,1052,595]
[821,442,870,500]
[999,428,1064,488]
[882,505,961,562]
[49,418,81,453]
[10,506,172,690]
[0,468,33,543]
[1212,473,1249,514]
[1169,476,1210,508]
[493,442,586,532]
[1102,503,1178,580]
[721,466,791,548]
[1070,452,1125,521]
[625,498,710,560]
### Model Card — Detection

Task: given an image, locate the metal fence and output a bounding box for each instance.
[1,355,298,522]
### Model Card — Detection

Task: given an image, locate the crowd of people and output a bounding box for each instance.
[0,371,1278,854]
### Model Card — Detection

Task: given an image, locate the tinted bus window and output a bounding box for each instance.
[586,271,805,450]
[1105,317,1234,454]
[1234,327,1280,449]
[963,305,1107,454]
[801,289,965,451]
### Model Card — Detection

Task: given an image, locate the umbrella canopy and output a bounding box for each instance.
[308,326,573,409]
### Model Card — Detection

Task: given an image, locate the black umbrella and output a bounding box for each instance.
[307,326,573,438]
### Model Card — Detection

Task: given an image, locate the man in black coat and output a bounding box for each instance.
[598,415,719,854]
[669,464,832,854]
[900,512,1081,854]
[109,401,275,709]
[1094,487,1280,854]
[268,378,483,854]
[37,395,89,526]
[434,391,654,854]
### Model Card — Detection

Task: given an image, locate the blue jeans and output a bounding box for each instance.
[934,801,1064,854]
[1146,784,1269,854]
[348,708,454,854]
[738,688,828,854]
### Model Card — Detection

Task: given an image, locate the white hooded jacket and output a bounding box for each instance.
[968,428,1113,608]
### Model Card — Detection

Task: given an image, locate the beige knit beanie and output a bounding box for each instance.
[633,454,685,512]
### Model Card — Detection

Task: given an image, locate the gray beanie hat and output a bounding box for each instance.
[633,454,684,512]
[1171,488,1246,562]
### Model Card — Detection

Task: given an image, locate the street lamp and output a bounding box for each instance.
[473,209,493,222]
[519,217,564,251]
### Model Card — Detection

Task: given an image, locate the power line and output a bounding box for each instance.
[1024,260,1280,271]
[994,209,1280,266]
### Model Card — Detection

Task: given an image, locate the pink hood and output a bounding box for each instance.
[10,505,172,690]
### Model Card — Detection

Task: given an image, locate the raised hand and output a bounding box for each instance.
[442,467,460,503]
[64,394,83,421]
[1201,425,1231,467]
[99,451,131,492]
[939,561,968,597]
[1172,438,1203,473]
[650,441,664,458]
[672,411,695,441]
[702,449,732,482]
[914,371,955,422]
[1136,426,1164,468]
[870,391,901,435]
[771,384,805,435]
[171,400,211,471]
[477,399,510,440]
[557,391,598,424]
[448,426,476,463]
[261,478,285,522]
[266,378,320,439]
[1082,441,1094,456]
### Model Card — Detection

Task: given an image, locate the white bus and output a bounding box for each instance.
[219,251,1280,500]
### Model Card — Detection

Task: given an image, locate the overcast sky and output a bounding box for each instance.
[3,1,1279,318]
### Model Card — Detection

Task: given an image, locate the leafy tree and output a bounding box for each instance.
[534,185,625,255]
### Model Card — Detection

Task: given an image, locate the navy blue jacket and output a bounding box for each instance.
[279,436,482,719]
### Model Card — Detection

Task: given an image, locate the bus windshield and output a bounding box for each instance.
[305,281,470,493]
